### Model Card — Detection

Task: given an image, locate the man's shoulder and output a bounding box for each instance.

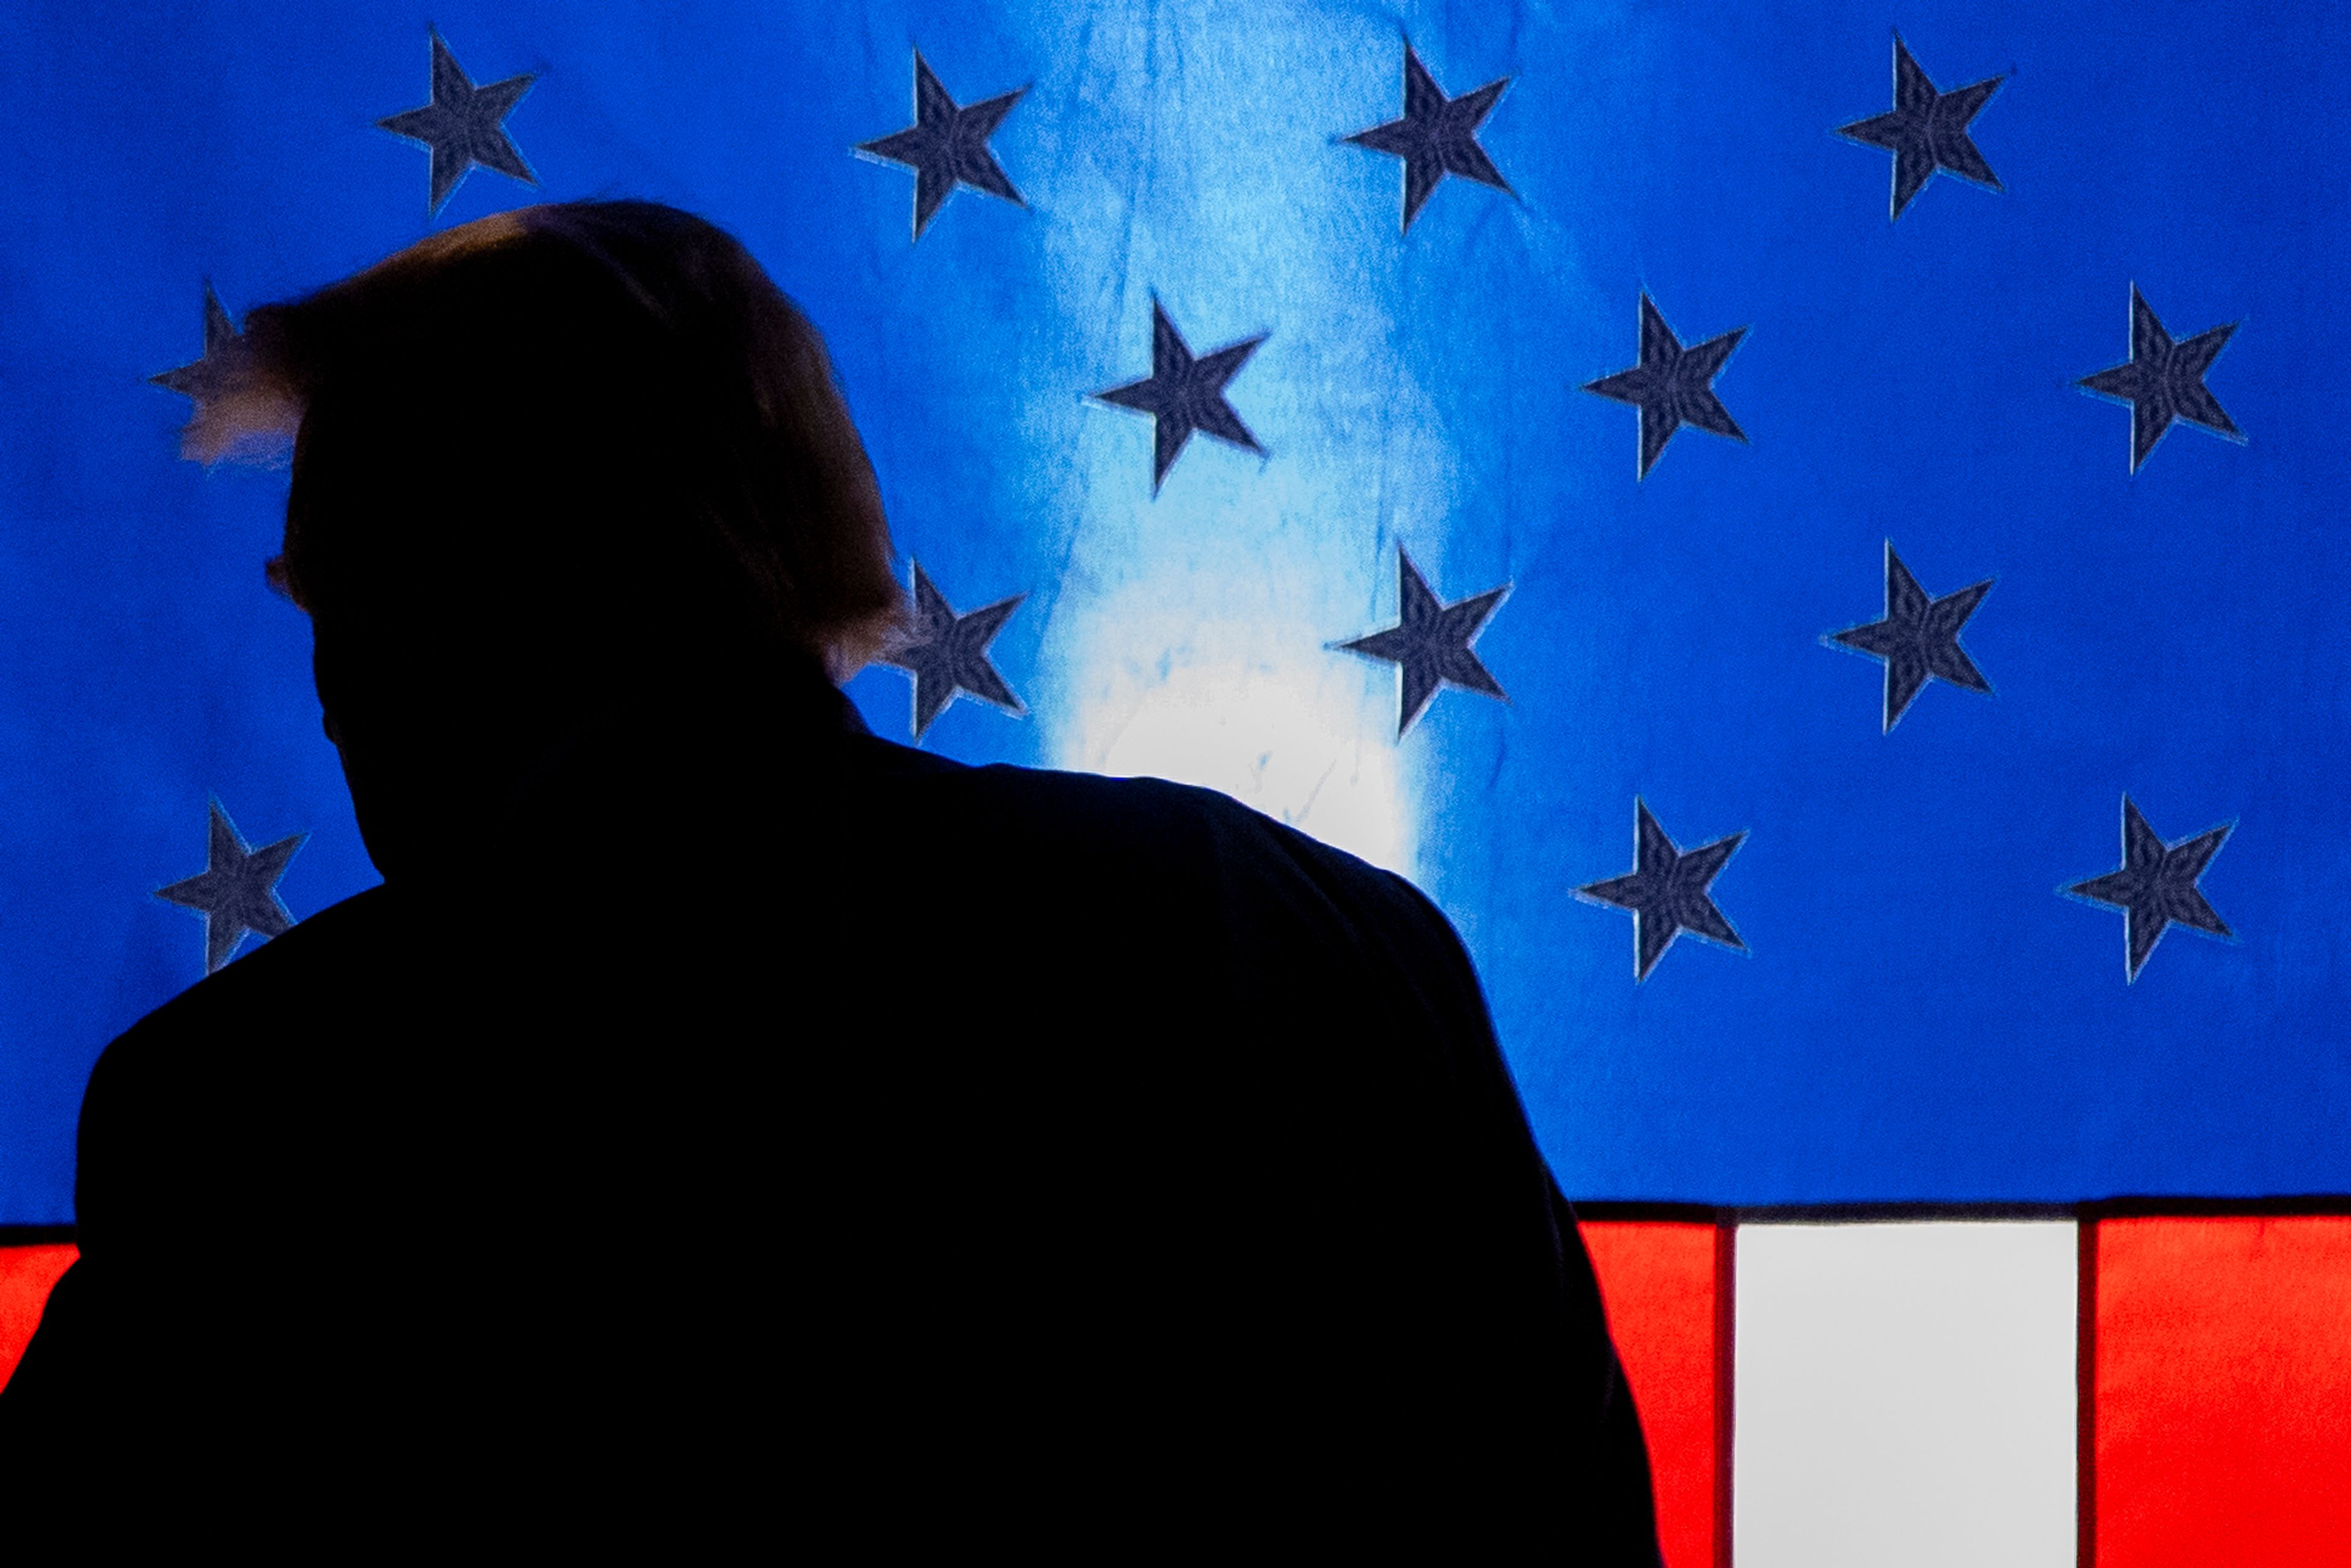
[89,887,400,1108]
[846,735,1455,953]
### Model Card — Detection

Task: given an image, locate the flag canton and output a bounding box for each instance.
[0,5,2345,1224]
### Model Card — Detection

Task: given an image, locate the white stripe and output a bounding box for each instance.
[1734,1220,2076,1567]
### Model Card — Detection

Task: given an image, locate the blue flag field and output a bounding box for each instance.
[2,1,2347,1226]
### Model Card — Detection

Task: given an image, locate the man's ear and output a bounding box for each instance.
[264,554,302,605]
[309,619,349,752]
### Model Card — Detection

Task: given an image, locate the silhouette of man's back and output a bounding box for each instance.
[0,203,1659,1554]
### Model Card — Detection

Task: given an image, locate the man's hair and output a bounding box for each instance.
[190,201,906,670]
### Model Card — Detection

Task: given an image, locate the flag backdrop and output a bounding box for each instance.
[1,2,2347,1560]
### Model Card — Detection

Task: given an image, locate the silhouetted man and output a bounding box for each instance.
[0,202,1660,1553]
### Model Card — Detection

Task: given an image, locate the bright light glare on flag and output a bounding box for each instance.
[1050,606,1414,876]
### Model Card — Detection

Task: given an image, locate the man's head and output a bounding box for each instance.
[189,201,905,876]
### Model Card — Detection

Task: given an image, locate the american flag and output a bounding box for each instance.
[0,6,2344,1561]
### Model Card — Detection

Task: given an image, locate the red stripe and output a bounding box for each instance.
[1581,1220,1720,1568]
[2078,1217,2098,1568]
[2094,1216,2351,1567]
[0,1243,78,1392]
[1714,1220,1735,1568]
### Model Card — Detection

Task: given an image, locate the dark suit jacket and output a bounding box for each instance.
[1,660,1659,1555]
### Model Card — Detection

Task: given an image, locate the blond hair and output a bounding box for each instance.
[183,203,906,672]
